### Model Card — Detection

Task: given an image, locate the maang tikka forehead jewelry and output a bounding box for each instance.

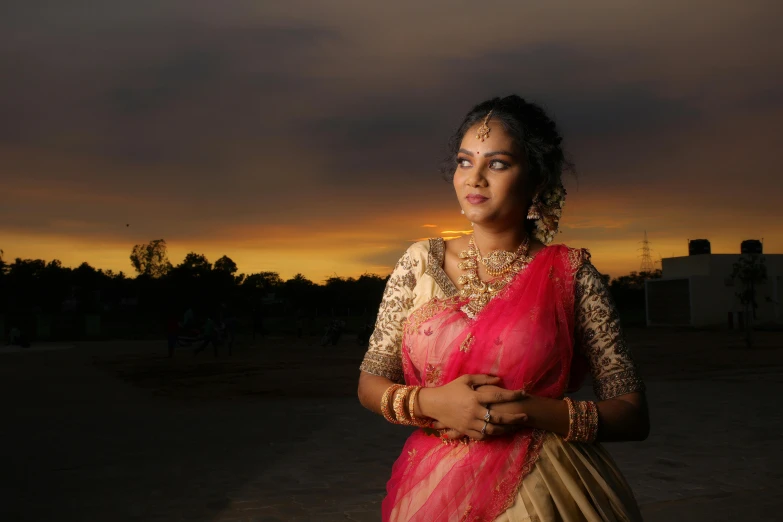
[476,110,493,142]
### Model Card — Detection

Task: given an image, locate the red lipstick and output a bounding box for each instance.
[466,194,489,204]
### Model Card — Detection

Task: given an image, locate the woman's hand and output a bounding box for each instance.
[419,376,528,441]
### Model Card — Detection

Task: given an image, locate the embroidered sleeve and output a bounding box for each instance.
[359,245,421,383]
[574,261,646,400]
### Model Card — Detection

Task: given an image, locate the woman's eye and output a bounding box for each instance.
[457,158,472,168]
[490,160,508,169]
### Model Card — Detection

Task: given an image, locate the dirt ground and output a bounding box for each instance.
[1,327,781,521]
[88,327,783,400]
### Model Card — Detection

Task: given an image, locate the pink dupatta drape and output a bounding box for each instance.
[382,245,587,522]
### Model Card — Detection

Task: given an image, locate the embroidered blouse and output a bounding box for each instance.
[359,238,645,401]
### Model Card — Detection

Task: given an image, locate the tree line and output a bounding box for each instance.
[0,240,659,339]
[0,241,388,319]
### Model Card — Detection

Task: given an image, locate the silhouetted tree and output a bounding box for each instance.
[175,252,212,277]
[243,272,283,293]
[730,255,768,348]
[284,273,317,312]
[130,239,171,278]
[214,255,238,275]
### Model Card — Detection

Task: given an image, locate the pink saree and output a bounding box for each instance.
[383,245,588,522]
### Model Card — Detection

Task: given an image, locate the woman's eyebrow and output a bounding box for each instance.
[483,150,515,158]
[458,148,515,157]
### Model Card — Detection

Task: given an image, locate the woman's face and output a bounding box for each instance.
[453,120,532,230]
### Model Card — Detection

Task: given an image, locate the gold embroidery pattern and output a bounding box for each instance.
[403,295,460,337]
[425,364,442,386]
[359,352,404,383]
[360,247,420,382]
[594,369,645,400]
[427,237,459,297]
[574,261,646,400]
[568,246,590,273]
[407,448,418,462]
[495,429,548,518]
[402,270,417,290]
[460,333,475,353]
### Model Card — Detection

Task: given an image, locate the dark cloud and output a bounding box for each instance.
[438,44,701,138]
[1,1,781,276]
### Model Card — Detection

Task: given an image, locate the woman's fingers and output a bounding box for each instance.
[475,388,527,405]
[490,412,528,425]
[462,374,500,388]
[440,428,463,440]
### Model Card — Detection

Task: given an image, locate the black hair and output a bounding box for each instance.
[441,95,574,194]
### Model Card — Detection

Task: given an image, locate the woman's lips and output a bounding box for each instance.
[466,194,489,204]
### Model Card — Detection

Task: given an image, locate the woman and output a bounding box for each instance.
[357,95,648,522]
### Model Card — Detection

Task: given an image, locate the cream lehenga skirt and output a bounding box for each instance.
[493,434,643,522]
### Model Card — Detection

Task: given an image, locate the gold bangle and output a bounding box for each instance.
[584,400,599,443]
[563,397,599,443]
[563,397,578,441]
[381,384,404,424]
[407,386,419,424]
[408,386,431,427]
[393,386,412,425]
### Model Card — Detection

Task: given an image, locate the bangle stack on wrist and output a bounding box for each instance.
[381,384,404,424]
[563,396,599,443]
[380,384,432,427]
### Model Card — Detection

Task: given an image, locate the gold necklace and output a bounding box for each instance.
[473,236,530,277]
[457,235,532,318]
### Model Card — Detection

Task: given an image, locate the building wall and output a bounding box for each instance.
[662,255,711,278]
[647,253,783,327]
[689,276,732,327]
[663,254,783,279]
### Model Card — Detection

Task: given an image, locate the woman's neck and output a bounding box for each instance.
[471,226,529,253]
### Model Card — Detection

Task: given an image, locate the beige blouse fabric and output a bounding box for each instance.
[360,238,645,522]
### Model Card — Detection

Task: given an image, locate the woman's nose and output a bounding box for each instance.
[466,169,488,187]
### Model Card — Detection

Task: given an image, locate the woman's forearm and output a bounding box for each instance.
[514,396,570,436]
[357,372,397,415]
[592,394,650,442]
[491,392,650,442]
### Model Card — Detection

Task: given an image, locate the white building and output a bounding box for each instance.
[645,242,783,327]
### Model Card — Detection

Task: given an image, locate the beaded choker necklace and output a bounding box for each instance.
[457,235,532,318]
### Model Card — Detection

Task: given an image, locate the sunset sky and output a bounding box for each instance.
[2,1,782,282]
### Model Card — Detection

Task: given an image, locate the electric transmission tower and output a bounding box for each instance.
[639,231,655,273]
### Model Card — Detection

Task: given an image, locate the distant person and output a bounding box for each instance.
[194,315,219,357]
[8,327,21,345]
[182,307,195,332]
[7,326,30,348]
[357,96,648,521]
[320,319,344,346]
[222,309,238,356]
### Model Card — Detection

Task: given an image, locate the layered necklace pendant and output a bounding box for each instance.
[457,235,532,318]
